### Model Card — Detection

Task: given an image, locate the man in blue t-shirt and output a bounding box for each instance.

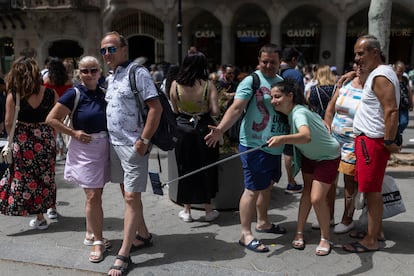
[280,47,304,194]
[206,44,289,253]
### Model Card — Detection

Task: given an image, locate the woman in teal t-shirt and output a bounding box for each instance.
[267,79,340,256]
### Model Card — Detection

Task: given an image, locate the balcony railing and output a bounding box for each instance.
[15,0,101,10]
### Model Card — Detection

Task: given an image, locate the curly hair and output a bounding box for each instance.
[5,56,42,99]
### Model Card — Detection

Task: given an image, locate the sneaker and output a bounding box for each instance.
[205,210,220,222]
[178,210,193,222]
[311,219,335,230]
[47,208,58,219]
[29,218,48,230]
[285,183,303,194]
[334,221,355,234]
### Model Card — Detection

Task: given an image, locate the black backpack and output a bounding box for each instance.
[129,63,180,151]
[226,72,260,142]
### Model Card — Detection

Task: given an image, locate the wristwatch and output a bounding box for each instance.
[384,140,394,146]
[140,137,150,145]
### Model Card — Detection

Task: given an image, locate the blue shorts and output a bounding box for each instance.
[239,144,282,191]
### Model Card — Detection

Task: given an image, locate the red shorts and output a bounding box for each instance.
[301,156,340,184]
[354,136,390,193]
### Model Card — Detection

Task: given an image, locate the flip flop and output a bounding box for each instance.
[349,231,386,242]
[238,238,269,253]
[130,233,153,252]
[343,241,380,253]
[255,223,287,234]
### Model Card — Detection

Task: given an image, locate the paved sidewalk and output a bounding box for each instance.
[0,113,413,276]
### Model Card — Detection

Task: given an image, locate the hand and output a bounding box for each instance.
[75,131,92,144]
[205,125,223,148]
[385,143,401,153]
[135,139,149,156]
[267,136,283,148]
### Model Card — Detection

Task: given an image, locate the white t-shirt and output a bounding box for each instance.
[353,65,400,138]
[105,62,159,146]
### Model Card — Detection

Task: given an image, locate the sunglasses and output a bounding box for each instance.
[80,68,99,74]
[100,46,117,55]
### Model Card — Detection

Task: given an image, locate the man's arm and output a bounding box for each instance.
[205,98,248,148]
[373,76,400,152]
[136,98,162,155]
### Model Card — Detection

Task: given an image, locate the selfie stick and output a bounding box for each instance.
[162,143,268,186]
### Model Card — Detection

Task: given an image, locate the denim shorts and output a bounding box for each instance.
[239,144,282,191]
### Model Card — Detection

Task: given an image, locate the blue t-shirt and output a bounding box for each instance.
[59,84,107,134]
[235,70,289,155]
[281,67,304,93]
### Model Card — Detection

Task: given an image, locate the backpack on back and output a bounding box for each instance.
[129,63,180,151]
[226,72,260,142]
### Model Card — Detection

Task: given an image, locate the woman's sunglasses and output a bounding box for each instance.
[100,46,117,55]
[80,68,99,74]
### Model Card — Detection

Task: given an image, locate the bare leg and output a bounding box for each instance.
[311,179,333,253]
[341,174,357,225]
[255,184,272,229]
[108,192,142,276]
[239,188,262,248]
[295,173,313,235]
[284,154,296,184]
[362,192,382,249]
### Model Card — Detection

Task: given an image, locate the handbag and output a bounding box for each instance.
[0,93,20,165]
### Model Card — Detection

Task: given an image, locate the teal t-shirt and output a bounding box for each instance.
[289,105,340,161]
[235,70,289,155]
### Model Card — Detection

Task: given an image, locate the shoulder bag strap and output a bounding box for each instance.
[8,92,20,144]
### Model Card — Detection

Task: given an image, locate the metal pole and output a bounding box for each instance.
[177,0,182,65]
[162,143,267,186]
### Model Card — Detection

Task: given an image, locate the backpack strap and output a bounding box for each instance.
[129,63,146,126]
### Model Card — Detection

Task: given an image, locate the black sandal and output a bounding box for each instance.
[108,255,131,276]
[130,233,153,252]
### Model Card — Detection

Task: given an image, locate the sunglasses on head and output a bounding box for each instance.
[100,46,117,55]
[80,68,99,74]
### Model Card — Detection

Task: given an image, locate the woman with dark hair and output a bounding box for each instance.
[268,79,340,256]
[0,57,59,229]
[169,51,220,222]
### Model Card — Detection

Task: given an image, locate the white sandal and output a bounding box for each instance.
[83,236,112,249]
[89,240,106,263]
[291,232,305,250]
[315,237,332,256]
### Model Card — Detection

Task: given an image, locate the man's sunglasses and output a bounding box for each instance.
[80,68,99,74]
[100,46,117,55]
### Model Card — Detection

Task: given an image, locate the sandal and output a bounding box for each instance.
[349,231,386,242]
[84,236,112,249]
[291,232,305,250]
[89,240,106,263]
[131,233,153,251]
[107,255,131,276]
[315,238,332,256]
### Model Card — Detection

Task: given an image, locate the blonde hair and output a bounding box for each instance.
[78,56,100,70]
[315,65,337,86]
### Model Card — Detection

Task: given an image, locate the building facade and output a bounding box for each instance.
[1,0,414,76]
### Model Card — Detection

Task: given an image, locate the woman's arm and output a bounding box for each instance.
[267,125,311,148]
[4,93,15,135]
[208,80,220,117]
[169,80,179,113]
[324,85,340,131]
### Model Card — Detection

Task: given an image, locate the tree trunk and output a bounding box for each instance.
[368,0,392,62]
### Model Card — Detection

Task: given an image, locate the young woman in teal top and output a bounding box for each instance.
[267,79,340,256]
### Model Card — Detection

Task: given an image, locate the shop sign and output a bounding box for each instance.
[237,29,267,43]
[195,30,216,38]
[391,28,412,37]
[286,28,316,37]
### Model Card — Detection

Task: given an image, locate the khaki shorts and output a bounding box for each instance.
[110,144,149,193]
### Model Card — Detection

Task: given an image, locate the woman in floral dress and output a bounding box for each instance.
[0,57,59,230]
